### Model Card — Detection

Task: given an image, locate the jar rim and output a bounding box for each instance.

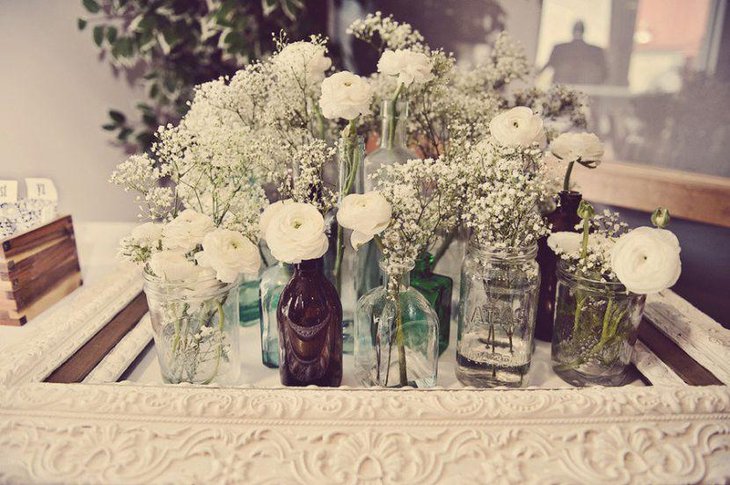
[143,270,240,297]
[468,242,538,259]
[556,260,628,291]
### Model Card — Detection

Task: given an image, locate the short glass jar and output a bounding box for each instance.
[355,262,439,388]
[144,274,241,385]
[455,244,540,388]
[551,262,646,386]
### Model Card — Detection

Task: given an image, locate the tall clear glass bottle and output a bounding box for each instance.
[355,262,439,388]
[258,262,292,368]
[239,275,261,327]
[326,138,364,354]
[357,98,417,307]
[456,244,540,388]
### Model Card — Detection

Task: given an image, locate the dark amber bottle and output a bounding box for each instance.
[277,257,343,387]
[535,191,583,342]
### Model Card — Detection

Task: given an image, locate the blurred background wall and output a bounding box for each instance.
[0,0,140,220]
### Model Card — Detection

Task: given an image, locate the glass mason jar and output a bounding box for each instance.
[456,244,540,388]
[258,262,292,368]
[144,274,241,385]
[535,191,582,342]
[411,252,453,355]
[278,257,343,387]
[325,137,364,355]
[551,262,646,386]
[239,274,261,327]
[355,262,439,388]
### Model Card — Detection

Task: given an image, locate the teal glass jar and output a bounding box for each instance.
[258,262,292,368]
[411,252,453,355]
[238,275,261,327]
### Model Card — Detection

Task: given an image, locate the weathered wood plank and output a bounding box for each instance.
[631,340,686,386]
[644,290,730,384]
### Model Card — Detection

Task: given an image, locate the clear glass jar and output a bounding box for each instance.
[363,98,416,190]
[144,274,241,385]
[551,262,646,386]
[258,262,292,368]
[456,244,540,388]
[355,263,439,388]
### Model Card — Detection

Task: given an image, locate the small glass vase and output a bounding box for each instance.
[259,262,292,368]
[535,191,582,341]
[355,263,439,388]
[144,274,241,385]
[238,274,261,327]
[551,262,646,386]
[411,252,453,355]
[456,244,540,388]
[277,257,343,387]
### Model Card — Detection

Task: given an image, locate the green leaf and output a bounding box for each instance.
[77,18,87,30]
[102,123,117,131]
[82,0,101,14]
[117,127,133,141]
[93,25,104,47]
[109,110,126,123]
[106,26,118,43]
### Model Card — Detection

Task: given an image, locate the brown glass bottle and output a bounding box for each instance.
[277,257,343,387]
[535,191,583,342]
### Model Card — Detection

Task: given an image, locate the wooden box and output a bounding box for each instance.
[0,215,82,326]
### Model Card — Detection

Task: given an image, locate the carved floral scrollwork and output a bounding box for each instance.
[0,383,729,483]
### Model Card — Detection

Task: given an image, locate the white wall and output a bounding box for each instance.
[0,0,141,221]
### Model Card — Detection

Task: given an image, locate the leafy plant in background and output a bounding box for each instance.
[78,0,326,153]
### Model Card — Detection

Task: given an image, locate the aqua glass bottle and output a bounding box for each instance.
[259,262,292,368]
[411,252,453,355]
[239,275,261,327]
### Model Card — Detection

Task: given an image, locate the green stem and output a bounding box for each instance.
[334,120,360,292]
[393,280,408,386]
[201,301,226,385]
[563,161,575,192]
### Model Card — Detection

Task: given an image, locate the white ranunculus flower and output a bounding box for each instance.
[162,209,215,252]
[148,250,208,282]
[265,202,329,264]
[337,192,392,250]
[489,107,546,147]
[611,227,681,294]
[273,41,332,84]
[131,222,163,247]
[259,199,293,239]
[319,71,373,121]
[551,132,604,166]
[547,231,581,257]
[377,49,434,87]
[195,229,261,283]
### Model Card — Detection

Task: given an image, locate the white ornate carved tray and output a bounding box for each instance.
[1,263,729,483]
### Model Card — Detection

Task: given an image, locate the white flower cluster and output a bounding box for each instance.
[548,209,681,294]
[346,11,425,52]
[460,133,549,250]
[370,158,462,280]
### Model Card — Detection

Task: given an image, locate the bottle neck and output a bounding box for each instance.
[294,257,323,275]
[383,270,410,289]
[413,252,433,275]
[468,243,538,263]
[380,99,408,150]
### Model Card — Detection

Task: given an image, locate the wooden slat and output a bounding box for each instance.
[0,215,74,259]
[0,272,82,326]
[2,255,80,309]
[0,236,77,283]
[638,319,722,386]
[631,340,686,386]
[644,290,730,384]
[573,161,730,228]
[45,292,148,383]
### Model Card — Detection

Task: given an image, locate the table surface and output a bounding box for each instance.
[0,222,642,389]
